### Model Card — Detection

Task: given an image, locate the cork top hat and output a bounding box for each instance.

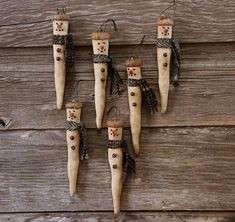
[157,14,174,26]
[53,14,70,21]
[91,32,110,40]
[107,119,123,128]
[66,101,82,109]
[125,58,143,67]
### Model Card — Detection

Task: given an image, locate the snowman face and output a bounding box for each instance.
[92,40,109,55]
[66,108,81,122]
[53,20,69,36]
[158,25,172,38]
[127,67,142,79]
[108,127,123,140]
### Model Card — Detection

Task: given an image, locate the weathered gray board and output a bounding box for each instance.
[0,0,235,220]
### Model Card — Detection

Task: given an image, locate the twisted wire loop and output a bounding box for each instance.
[107,140,136,181]
[66,121,89,160]
[156,38,181,86]
[128,78,158,112]
[92,54,124,96]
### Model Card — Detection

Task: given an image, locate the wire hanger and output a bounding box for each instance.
[160,0,176,18]
[98,19,117,32]
[106,106,120,120]
[128,35,146,59]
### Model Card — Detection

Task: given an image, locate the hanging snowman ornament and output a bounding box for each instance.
[125,53,158,155]
[66,101,88,196]
[107,118,136,215]
[156,1,180,113]
[91,19,123,129]
[52,8,74,109]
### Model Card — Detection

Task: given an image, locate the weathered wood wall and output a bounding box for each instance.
[1,0,235,221]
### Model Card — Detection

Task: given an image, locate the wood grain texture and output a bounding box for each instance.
[1,212,235,222]
[0,127,235,212]
[1,43,235,129]
[0,0,235,47]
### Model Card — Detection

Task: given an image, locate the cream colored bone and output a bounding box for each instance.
[157,25,172,113]
[53,20,69,109]
[92,39,109,129]
[127,67,142,155]
[66,108,81,196]
[108,126,123,215]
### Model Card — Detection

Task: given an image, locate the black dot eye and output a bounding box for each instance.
[61,22,63,25]
[56,22,58,25]
[133,68,135,71]
[103,42,106,44]
[98,42,100,45]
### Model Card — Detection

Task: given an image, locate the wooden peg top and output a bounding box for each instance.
[157,15,174,26]
[107,119,123,128]
[91,32,110,40]
[125,58,143,67]
[66,102,82,109]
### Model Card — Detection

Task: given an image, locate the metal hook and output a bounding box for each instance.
[57,8,66,15]
[106,106,120,119]
[129,35,146,59]
[98,19,117,32]
[72,80,82,101]
[160,0,176,17]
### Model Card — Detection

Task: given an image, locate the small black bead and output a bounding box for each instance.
[56,57,61,61]
[130,92,135,96]
[113,164,118,169]
[163,63,168,67]
[101,68,105,72]
[71,146,76,150]
[163,53,167,57]
[132,102,137,107]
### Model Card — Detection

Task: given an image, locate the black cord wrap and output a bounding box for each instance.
[156,38,181,86]
[66,121,89,160]
[128,78,158,112]
[93,54,123,95]
[107,139,136,181]
[53,34,75,73]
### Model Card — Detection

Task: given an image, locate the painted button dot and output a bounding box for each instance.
[113,164,118,169]
[56,57,61,61]
[130,92,135,96]
[70,136,74,140]
[71,146,76,150]
[112,153,117,158]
